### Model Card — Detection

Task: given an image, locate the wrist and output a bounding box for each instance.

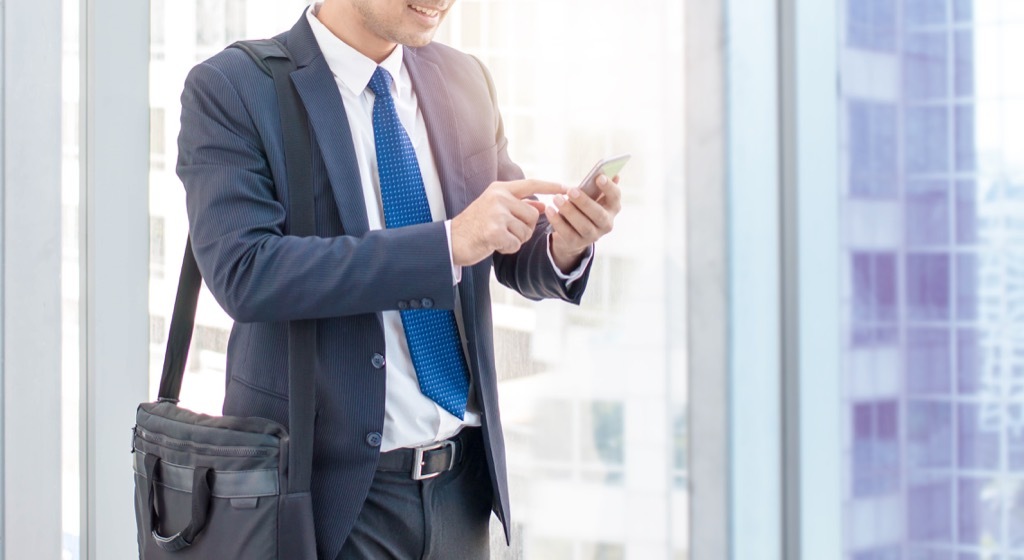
[549,236,586,273]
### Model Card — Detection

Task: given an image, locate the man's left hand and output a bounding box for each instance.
[544,174,622,273]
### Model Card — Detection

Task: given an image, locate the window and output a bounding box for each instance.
[906,329,951,394]
[852,252,899,347]
[905,106,949,175]
[907,400,952,469]
[906,253,950,321]
[150,3,686,559]
[673,408,687,489]
[903,31,948,101]
[149,315,167,346]
[907,476,953,543]
[849,101,898,198]
[840,2,1024,558]
[906,181,949,246]
[150,107,165,169]
[151,0,165,60]
[196,0,248,57]
[852,400,900,497]
[149,216,165,278]
[530,539,625,560]
[847,0,897,52]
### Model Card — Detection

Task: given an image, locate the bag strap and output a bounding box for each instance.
[158,38,318,494]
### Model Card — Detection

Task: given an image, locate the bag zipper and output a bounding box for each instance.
[135,427,275,457]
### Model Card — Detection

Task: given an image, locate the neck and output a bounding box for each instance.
[316,1,396,63]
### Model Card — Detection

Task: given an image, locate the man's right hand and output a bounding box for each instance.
[451,180,567,267]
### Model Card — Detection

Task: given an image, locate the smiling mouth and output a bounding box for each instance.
[408,4,442,17]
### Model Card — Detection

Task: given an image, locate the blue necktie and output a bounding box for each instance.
[367,66,470,420]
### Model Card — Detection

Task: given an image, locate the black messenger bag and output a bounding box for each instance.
[132,39,319,559]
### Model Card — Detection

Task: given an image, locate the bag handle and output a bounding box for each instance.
[157,38,317,494]
[145,453,213,552]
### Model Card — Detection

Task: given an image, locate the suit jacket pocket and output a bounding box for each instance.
[463,142,498,190]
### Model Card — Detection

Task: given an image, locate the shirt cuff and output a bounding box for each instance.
[445,220,462,285]
[546,234,592,288]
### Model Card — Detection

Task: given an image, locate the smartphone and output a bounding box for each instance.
[578,153,630,198]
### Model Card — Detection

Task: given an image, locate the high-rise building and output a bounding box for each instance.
[840,1,1023,558]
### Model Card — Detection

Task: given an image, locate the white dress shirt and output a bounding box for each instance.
[306,4,589,451]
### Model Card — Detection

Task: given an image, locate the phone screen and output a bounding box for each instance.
[580,154,630,197]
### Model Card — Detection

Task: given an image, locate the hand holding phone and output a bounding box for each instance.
[578,153,630,198]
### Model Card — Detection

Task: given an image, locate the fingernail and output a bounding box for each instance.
[597,175,607,186]
[569,188,581,199]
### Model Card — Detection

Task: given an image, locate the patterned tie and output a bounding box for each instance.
[367,66,470,419]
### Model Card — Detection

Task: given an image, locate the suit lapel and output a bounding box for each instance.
[404,49,469,220]
[290,59,370,237]
[404,50,481,366]
[283,18,468,236]
[284,14,370,237]
[401,49,481,364]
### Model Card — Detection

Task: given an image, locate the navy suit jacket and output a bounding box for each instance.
[176,12,592,559]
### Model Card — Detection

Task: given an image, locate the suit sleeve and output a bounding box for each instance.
[176,61,456,323]
[470,57,593,304]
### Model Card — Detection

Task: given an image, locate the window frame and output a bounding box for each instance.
[80,0,151,558]
[779,0,844,558]
[1,0,65,557]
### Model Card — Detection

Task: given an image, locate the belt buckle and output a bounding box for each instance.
[411,440,456,481]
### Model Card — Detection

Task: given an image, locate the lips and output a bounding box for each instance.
[408,4,441,17]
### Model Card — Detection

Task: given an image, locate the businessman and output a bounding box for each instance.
[177,0,621,558]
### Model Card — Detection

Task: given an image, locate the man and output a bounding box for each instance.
[177,0,621,558]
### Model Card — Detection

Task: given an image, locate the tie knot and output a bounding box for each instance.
[367,66,394,98]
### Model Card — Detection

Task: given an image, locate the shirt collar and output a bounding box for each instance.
[307,2,407,98]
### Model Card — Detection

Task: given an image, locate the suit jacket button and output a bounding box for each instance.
[421,298,434,309]
[410,299,421,309]
[371,353,385,369]
[365,432,382,447]
[397,300,408,310]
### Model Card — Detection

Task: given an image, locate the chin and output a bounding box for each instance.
[396,30,437,48]
[403,36,434,47]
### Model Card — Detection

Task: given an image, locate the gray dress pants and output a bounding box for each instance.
[336,428,493,560]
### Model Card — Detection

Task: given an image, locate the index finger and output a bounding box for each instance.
[505,179,567,199]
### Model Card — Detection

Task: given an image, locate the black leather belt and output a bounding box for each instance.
[376,428,477,481]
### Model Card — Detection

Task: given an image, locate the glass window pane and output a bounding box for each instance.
[905,106,950,175]
[957,253,978,320]
[954,0,973,22]
[956,105,977,172]
[906,180,950,246]
[907,476,953,543]
[903,32,948,100]
[853,252,899,322]
[955,30,974,97]
[909,548,955,560]
[906,253,951,321]
[841,2,1020,558]
[151,2,686,559]
[907,328,951,394]
[905,0,947,26]
[958,477,1002,546]
[956,180,978,245]
[958,402,1000,469]
[849,101,899,197]
[848,0,898,51]
[907,400,952,468]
